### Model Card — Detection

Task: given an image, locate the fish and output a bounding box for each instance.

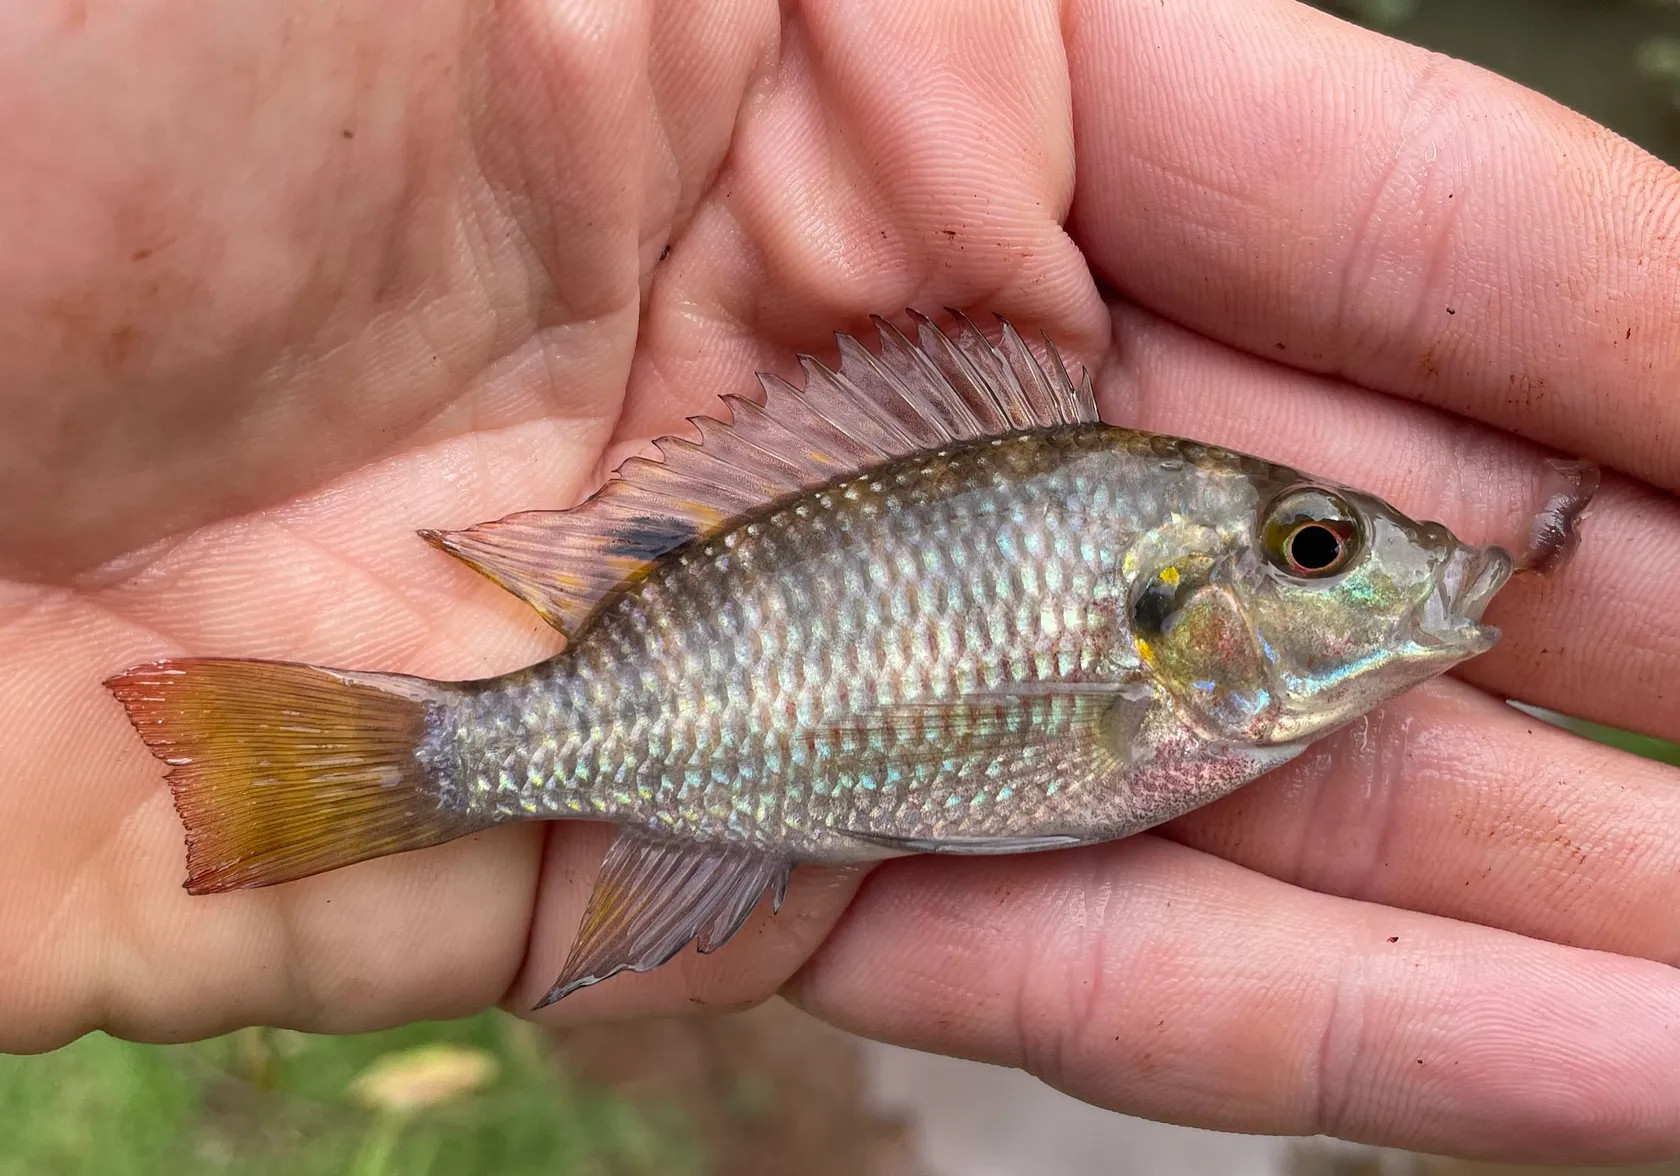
[105,311,1586,1008]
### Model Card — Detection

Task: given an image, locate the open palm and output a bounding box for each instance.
[5,0,1680,1163]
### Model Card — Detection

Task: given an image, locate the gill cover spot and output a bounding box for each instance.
[1261,487,1362,579]
[1130,558,1274,740]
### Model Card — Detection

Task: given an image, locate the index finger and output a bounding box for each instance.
[1066,0,1680,488]
[790,837,1680,1164]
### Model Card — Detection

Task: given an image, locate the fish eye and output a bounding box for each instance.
[1261,488,1361,579]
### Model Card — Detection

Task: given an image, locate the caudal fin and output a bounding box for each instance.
[106,658,475,893]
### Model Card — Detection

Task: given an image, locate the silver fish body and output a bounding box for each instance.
[107,312,1556,1005]
[436,427,1303,858]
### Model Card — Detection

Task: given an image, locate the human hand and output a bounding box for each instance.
[4,0,1678,1164]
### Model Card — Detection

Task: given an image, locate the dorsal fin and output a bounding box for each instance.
[423,311,1098,638]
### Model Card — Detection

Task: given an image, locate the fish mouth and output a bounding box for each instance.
[1410,543,1515,654]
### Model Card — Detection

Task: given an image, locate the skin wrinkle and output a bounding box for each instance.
[447,167,543,367]
[470,2,645,326]
[105,818,283,1045]
[1343,707,1409,899]
[0,843,93,1022]
[1508,793,1604,932]
[1023,861,1114,1091]
[641,43,775,305]
[1331,52,1453,380]
[1311,925,1364,1142]
[89,536,397,662]
[1010,890,1061,1083]
[447,327,627,445]
[1422,426,1513,545]
[510,821,563,1017]
[620,214,768,434]
[1393,142,1466,385]
[0,582,66,635]
[264,518,441,646]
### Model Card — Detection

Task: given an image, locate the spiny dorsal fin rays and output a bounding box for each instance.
[424,312,1098,639]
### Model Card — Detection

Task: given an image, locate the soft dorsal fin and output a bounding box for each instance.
[423,310,1098,638]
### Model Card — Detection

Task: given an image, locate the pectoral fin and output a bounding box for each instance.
[535,827,791,1008]
[821,687,1149,855]
[837,830,1088,855]
[807,685,1145,772]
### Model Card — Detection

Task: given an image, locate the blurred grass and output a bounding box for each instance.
[1315,0,1680,166]
[1513,703,1680,768]
[0,1010,699,1176]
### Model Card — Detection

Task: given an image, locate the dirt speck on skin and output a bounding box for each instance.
[549,998,925,1176]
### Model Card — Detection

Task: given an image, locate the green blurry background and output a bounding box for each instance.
[1325,0,1680,166]
[8,3,1678,1174]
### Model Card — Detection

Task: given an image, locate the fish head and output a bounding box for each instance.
[1235,481,1513,744]
[1130,479,1513,747]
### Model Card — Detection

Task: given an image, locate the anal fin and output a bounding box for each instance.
[535,827,790,1008]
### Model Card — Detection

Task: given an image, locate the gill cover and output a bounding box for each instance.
[1130,554,1276,742]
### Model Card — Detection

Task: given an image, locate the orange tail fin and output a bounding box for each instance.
[106,659,476,893]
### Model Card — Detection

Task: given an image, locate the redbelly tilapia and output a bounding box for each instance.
[108,313,1572,1006]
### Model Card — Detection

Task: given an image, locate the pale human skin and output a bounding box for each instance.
[3,0,1679,1162]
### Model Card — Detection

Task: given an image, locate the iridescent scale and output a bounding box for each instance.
[430,427,1268,858]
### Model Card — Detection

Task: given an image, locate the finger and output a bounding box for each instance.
[616,0,1111,450]
[1162,676,1680,965]
[790,837,1680,1164]
[1097,300,1680,744]
[1066,0,1680,489]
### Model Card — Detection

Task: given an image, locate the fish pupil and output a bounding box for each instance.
[1287,524,1343,572]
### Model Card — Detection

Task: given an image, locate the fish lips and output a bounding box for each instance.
[1409,543,1515,655]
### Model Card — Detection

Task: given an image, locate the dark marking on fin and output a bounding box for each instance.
[534,826,790,1008]
[609,514,703,562]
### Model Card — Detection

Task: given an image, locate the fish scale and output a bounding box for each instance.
[106,311,1545,1005]
[438,428,1259,854]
